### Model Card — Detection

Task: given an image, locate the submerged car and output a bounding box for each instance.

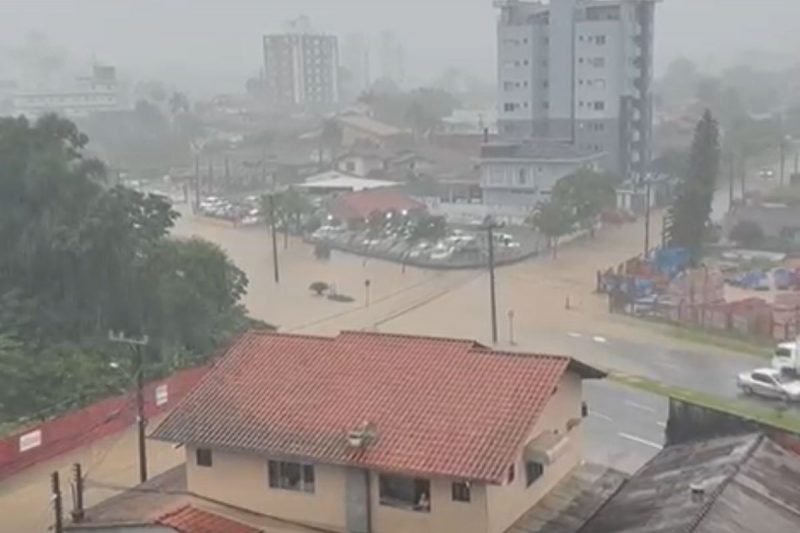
[737,367,800,401]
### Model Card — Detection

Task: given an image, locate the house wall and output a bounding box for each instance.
[369,472,489,533]
[485,372,584,533]
[481,159,595,209]
[336,155,384,177]
[186,446,348,532]
[185,372,584,533]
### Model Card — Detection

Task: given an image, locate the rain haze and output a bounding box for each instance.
[2,0,800,93]
[2,1,800,532]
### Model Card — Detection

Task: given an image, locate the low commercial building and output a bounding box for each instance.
[144,330,604,533]
[327,189,426,224]
[479,140,603,221]
[297,170,399,195]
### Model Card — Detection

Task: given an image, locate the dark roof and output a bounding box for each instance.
[579,433,800,533]
[481,140,597,161]
[505,463,627,533]
[152,330,604,484]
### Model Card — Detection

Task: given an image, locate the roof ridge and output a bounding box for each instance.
[337,329,485,347]
[686,433,764,533]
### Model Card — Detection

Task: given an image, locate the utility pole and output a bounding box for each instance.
[207,160,214,195]
[780,138,786,186]
[268,194,280,284]
[643,181,652,258]
[740,156,747,199]
[364,279,371,307]
[108,331,150,483]
[484,218,500,345]
[51,471,63,533]
[508,309,516,346]
[728,154,735,211]
[194,155,201,211]
[71,463,85,523]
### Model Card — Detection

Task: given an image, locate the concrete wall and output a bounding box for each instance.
[186,446,348,532]
[486,372,584,533]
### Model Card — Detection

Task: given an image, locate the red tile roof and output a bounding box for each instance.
[152,331,603,484]
[157,505,261,533]
[329,190,426,221]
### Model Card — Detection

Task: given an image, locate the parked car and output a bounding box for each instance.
[737,367,800,401]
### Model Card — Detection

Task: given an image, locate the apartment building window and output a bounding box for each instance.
[591,57,606,68]
[518,168,527,185]
[504,103,517,112]
[543,101,549,110]
[525,461,544,487]
[452,482,471,502]
[503,81,515,91]
[268,460,315,493]
[543,80,549,88]
[379,475,431,512]
[195,448,212,467]
[593,101,605,111]
[596,35,607,45]
[523,60,529,66]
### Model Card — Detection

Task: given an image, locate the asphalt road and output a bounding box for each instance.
[583,379,667,474]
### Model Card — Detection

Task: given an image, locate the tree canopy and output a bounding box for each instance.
[0,115,251,423]
[666,110,721,258]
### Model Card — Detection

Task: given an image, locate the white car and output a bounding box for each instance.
[737,368,800,401]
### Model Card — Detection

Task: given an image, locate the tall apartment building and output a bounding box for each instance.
[263,22,340,109]
[495,0,658,179]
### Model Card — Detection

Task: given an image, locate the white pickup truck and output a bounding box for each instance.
[773,340,799,379]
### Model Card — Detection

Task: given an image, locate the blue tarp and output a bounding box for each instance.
[652,247,690,279]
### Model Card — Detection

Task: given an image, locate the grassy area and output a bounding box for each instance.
[610,372,800,434]
[633,316,772,358]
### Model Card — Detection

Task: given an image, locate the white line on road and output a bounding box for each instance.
[593,336,608,344]
[568,332,583,338]
[618,432,663,450]
[625,400,657,413]
[589,411,614,422]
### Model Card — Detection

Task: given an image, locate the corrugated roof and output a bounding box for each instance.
[152,331,602,484]
[481,140,598,161]
[158,506,262,533]
[579,433,800,533]
[336,114,405,138]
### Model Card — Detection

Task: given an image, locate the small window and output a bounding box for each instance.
[452,482,471,502]
[379,475,430,512]
[268,460,315,493]
[596,35,607,45]
[196,448,212,467]
[518,168,527,185]
[593,101,605,111]
[525,461,544,486]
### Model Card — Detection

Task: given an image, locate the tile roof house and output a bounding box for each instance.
[578,433,800,533]
[151,330,605,533]
[327,189,426,223]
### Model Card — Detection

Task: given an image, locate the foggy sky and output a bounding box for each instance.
[2,0,799,95]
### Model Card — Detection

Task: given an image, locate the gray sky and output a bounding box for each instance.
[1,0,799,95]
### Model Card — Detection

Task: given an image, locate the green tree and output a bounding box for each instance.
[666,110,721,258]
[552,169,616,236]
[529,200,574,258]
[0,115,251,423]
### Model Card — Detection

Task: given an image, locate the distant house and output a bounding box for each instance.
[579,433,800,533]
[327,189,427,224]
[335,113,409,147]
[725,203,800,245]
[297,170,399,195]
[143,330,604,533]
[479,140,603,221]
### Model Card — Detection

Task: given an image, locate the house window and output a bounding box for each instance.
[268,460,315,493]
[525,461,544,486]
[452,482,471,502]
[195,448,212,467]
[345,161,356,172]
[379,475,430,512]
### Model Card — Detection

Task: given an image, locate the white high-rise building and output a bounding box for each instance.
[263,18,340,110]
[495,0,659,179]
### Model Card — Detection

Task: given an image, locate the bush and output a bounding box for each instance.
[309,281,330,296]
[730,220,765,248]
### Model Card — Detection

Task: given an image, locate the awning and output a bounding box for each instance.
[524,431,569,466]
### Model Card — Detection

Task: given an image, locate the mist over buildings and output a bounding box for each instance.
[1,0,799,96]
